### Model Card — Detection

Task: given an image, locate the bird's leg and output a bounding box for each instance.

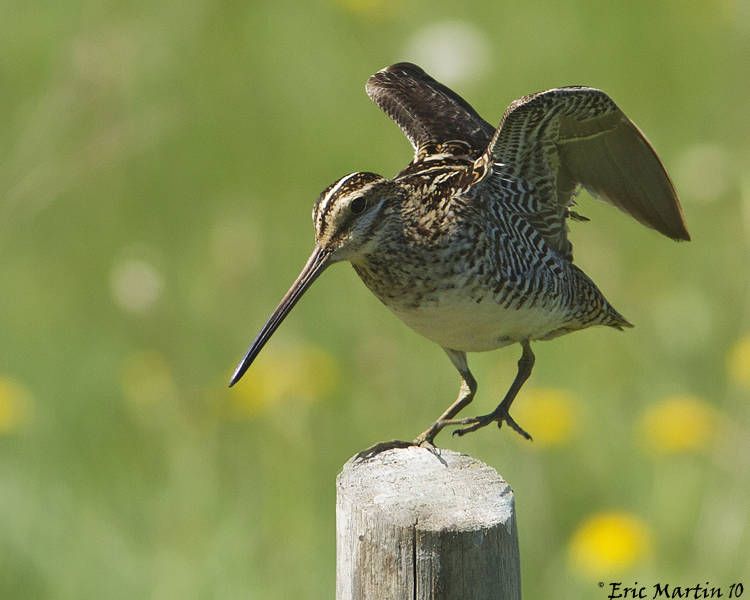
[412,349,477,447]
[447,340,535,440]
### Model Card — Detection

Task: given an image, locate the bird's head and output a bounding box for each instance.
[229,172,400,386]
[312,171,399,262]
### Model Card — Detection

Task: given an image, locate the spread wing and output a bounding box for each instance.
[475,87,690,249]
[366,63,495,161]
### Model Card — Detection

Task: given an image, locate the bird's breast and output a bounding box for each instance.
[354,256,571,352]
[350,212,577,351]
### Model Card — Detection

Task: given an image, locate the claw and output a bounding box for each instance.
[447,409,533,440]
[355,439,415,461]
[502,411,532,440]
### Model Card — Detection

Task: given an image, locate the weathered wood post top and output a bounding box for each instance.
[336,446,521,600]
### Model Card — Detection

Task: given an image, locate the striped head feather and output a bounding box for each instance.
[312,172,401,261]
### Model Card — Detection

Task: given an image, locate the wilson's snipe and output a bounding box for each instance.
[229,63,689,448]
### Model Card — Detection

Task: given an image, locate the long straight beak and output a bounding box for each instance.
[229,245,331,387]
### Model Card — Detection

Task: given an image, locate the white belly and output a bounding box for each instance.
[388,297,570,352]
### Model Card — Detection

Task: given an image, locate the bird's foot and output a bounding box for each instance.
[411,421,451,449]
[356,421,457,461]
[355,439,416,461]
[445,407,533,441]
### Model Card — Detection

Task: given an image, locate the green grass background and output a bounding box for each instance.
[1,0,749,597]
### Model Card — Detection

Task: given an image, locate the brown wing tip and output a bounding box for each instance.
[669,204,691,241]
[373,62,427,77]
[672,227,691,242]
[650,197,691,242]
[367,63,426,92]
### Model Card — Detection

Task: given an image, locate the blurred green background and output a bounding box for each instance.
[2,0,750,598]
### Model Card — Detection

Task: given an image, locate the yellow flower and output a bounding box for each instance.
[639,395,718,454]
[228,346,339,419]
[0,376,33,433]
[727,334,750,389]
[569,512,652,577]
[119,350,176,405]
[512,388,580,446]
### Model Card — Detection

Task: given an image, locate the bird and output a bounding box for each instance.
[229,62,689,450]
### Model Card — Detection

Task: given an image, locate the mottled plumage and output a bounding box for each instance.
[230,63,689,448]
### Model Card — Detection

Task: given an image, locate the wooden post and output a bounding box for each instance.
[336,446,521,600]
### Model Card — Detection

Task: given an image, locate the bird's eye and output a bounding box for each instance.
[350,197,366,215]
